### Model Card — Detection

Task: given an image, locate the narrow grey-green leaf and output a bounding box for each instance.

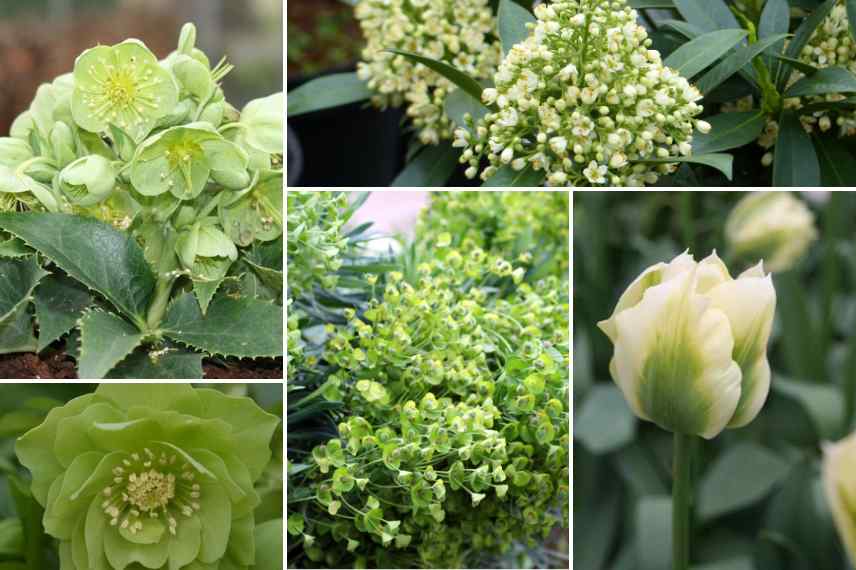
[658,19,703,39]
[772,54,820,77]
[444,87,489,132]
[637,496,672,570]
[391,144,459,187]
[161,293,282,358]
[387,50,485,102]
[481,165,546,187]
[33,273,92,352]
[574,384,637,454]
[636,153,734,180]
[778,0,837,89]
[498,0,536,54]
[630,0,675,7]
[773,377,845,440]
[664,29,748,79]
[784,66,856,98]
[759,0,790,77]
[692,111,766,154]
[773,111,820,186]
[814,135,856,186]
[0,257,46,324]
[674,0,741,33]
[696,34,789,94]
[698,443,790,521]
[77,310,144,379]
[105,346,204,379]
[287,72,372,118]
[0,213,155,326]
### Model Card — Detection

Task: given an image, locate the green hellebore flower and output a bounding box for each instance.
[598,251,776,439]
[59,155,117,206]
[824,432,856,567]
[16,384,280,570]
[220,172,282,247]
[238,93,283,155]
[130,123,249,200]
[72,39,179,141]
[175,219,238,270]
[0,137,33,168]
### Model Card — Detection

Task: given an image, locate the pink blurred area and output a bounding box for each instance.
[347,191,430,239]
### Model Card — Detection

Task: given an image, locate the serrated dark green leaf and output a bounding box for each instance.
[0,213,155,327]
[692,111,766,154]
[498,0,535,54]
[287,72,372,118]
[105,345,204,379]
[77,310,144,379]
[482,165,546,187]
[0,304,36,356]
[664,29,748,79]
[674,0,741,33]
[387,50,485,102]
[773,110,820,186]
[636,153,734,180]
[32,273,91,352]
[161,293,283,358]
[0,238,31,258]
[391,144,459,187]
[0,257,46,324]
[696,34,789,94]
[784,66,856,98]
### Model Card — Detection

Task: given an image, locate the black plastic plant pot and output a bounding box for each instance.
[287,67,406,187]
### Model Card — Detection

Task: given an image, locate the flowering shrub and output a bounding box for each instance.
[0,23,283,378]
[15,383,282,570]
[355,0,501,145]
[287,191,569,568]
[457,1,707,186]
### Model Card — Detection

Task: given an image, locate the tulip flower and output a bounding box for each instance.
[823,432,856,566]
[599,251,777,570]
[725,192,817,273]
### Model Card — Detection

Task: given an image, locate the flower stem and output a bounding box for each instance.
[673,432,693,570]
[146,274,176,331]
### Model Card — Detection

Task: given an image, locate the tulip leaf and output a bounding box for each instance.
[161,293,283,358]
[673,0,741,34]
[772,377,844,440]
[386,50,485,103]
[575,384,637,454]
[637,496,672,570]
[77,310,145,380]
[0,213,155,327]
[773,111,821,187]
[784,66,856,98]
[691,111,766,155]
[482,165,546,187]
[664,29,748,80]
[391,144,459,188]
[697,443,790,521]
[105,346,204,379]
[498,0,536,55]
[287,72,372,118]
[32,273,92,352]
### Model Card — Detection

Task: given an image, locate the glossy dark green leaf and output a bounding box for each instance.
[0,257,46,324]
[697,443,790,521]
[629,0,675,6]
[692,112,766,154]
[0,303,36,356]
[664,29,748,79]
[773,111,820,186]
[287,72,372,117]
[498,0,536,54]
[758,0,790,78]
[772,54,820,77]
[391,144,459,187]
[696,34,789,94]
[162,293,283,358]
[778,0,837,89]
[444,87,489,132]
[0,213,155,327]
[105,346,204,379]
[482,165,546,187]
[658,19,703,39]
[32,273,91,352]
[77,310,144,379]
[387,50,485,102]
[0,238,31,258]
[814,135,856,186]
[636,153,733,180]
[673,0,741,33]
[848,0,856,44]
[575,384,637,454]
[784,66,856,98]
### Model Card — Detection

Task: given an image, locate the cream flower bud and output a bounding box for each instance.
[725,192,818,273]
[598,251,776,439]
[823,432,856,567]
[696,120,712,134]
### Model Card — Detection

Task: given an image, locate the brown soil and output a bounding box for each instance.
[0,350,283,380]
[287,0,363,78]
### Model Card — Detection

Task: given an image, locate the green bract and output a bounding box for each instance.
[16,384,279,570]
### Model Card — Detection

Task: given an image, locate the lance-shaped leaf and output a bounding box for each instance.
[287,73,373,117]
[784,67,856,98]
[773,111,820,187]
[482,165,546,187]
[777,0,837,89]
[691,111,766,155]
[498,0,536,55]
[664,29,748,80]
[386,50,486,102]
[391,144,459,188]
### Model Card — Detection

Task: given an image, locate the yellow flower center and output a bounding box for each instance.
[83,56,163,129]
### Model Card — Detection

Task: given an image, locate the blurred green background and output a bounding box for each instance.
[574,191,856,570]
[0,0,281,134]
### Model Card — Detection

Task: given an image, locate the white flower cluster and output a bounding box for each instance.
[355,0,501,145]
[457,0,707,186]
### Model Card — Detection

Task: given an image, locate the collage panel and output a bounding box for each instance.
[0,1,284,380]
[575,191,856,570]
[286,190,570,568]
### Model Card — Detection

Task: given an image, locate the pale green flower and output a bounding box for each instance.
[824,431,856,567]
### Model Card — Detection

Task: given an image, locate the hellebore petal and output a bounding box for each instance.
[726,192,817,273]
[59,155,117,206]
[239,93,283,154]
[823,433,856,567]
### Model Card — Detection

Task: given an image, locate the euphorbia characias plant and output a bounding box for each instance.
[15,384,281,570]
[598,251,777,569]
[0,23,283,378]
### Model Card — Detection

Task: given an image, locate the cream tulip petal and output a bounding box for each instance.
[706,274,776,428]
[696,251,732,293]
[738,261,766,279]
[611,269,742,439]
[823,433,856,566]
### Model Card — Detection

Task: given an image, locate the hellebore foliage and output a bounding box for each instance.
[0,23,283,378]
[287,191,570,568]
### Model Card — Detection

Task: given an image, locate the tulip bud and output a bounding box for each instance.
[59,155,116,206]
[598,251,776,439]
[823,432,856,566]
[725,192,817,272]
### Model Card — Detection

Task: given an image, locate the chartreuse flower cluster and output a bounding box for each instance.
[290,244,569,568]
[0,23,282,317]
[416,191,569,279]
[355,0,502,145]
[16,384,280,570]
[457,0,708,186]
